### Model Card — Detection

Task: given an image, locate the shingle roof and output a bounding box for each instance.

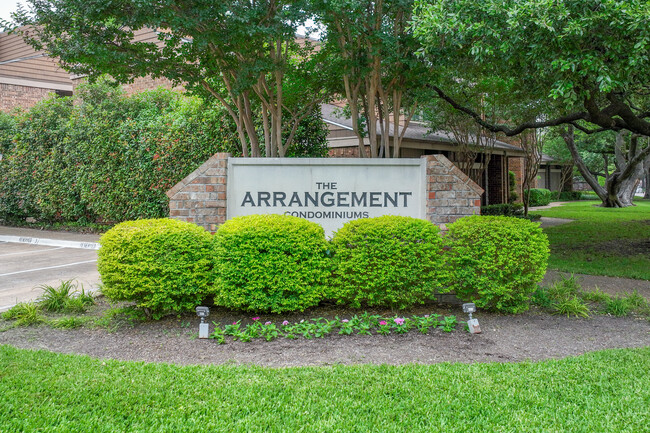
[321,103,526,153]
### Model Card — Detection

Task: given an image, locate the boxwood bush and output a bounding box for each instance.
[329,216,447,309]
[98,218,214,319]
[443,215,549,313]
[213,214,329,313]
[526,188,552,207]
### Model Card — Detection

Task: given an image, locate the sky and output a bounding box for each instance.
[0,1,26,24]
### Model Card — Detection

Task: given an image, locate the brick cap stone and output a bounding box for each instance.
[421,155,484,196]
[166,153,231,198]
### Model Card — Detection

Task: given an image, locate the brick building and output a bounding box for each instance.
[323,104,528,205]
[0,28,73,112]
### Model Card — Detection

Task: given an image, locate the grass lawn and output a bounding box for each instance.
[1,345,648,432]
[536,199,650,280]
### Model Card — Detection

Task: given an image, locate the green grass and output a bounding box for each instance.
[537,199,650,279]
[0,345,648,432]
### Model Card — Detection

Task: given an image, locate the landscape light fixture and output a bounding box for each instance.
[196,306,210,339]
[462,303,481,334]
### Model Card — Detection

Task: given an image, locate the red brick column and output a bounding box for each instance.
[422,155,484,230]
[166,153,230,233]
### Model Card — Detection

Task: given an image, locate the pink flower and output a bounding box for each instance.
[232,322,237,325]
[282,320,289,326]
[394,318,405,326]
[341,319,349,323]
[424,315,429,318]
[252,317,260,321]
[379,321,387,326]
[264,321,271,326]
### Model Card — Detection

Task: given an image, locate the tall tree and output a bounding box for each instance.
[315,0,429,158]
[412,0,650,205]
[12,0,330,157]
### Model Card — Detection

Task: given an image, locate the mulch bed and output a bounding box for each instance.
[1,299,648,367]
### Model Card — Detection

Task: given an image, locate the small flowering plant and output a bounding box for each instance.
[259,321,279,341]
[207,312,459,343]
[391,317,410,334]
[377,320,391,336]
[337,317,354,335]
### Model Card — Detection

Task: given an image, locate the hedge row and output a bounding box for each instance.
[0,79,328,225]
[526,188,552,207]
[98,215,549,317]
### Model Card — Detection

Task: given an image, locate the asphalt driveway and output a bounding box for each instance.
[0,227,101,311]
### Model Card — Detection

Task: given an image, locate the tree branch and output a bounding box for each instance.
[430,85,589,136]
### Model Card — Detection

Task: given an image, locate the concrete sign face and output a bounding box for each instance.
[227,158,426,236]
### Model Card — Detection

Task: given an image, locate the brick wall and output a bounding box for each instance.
[167,153,482,232]
[120,76,181,95]
[508,156,525,199]
[166,153,229,233]
[0,83,52,112]
[72,75,181,96]
[423,155,483,229]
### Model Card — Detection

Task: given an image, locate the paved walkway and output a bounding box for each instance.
[528,201,572,211]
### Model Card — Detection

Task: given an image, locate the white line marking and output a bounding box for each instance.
[0,303,17,311]
[0,246,65,257]
[0,260,98,277]
[0,235,100,250]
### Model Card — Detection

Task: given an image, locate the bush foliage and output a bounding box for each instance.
[526,188,552,207]
[480,203,524,217]
[98,218,214,319]
[213,214,330,313]
[329,216,446,309]
[0,79,328,225]
[550,190,583,201]
[444,215,549,313]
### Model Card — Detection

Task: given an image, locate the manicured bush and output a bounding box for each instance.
[444,215,549,313]
[480,203,524,217]
[526,188,552,206]
[550,191,583,201]
[329,216,447,309]
[213,214,329,313]
[98,218,214,319]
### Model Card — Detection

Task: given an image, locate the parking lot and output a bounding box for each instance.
[0,227,101,311]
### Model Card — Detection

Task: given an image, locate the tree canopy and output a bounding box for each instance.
[13,0,330,157]
[412,0,650,139]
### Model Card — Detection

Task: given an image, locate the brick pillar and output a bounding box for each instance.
[422,155,484,230]
[166,153,230,233]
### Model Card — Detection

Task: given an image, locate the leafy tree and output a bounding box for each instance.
[12,0,330,157]
[412,0,650,206]
[315,0,430,157]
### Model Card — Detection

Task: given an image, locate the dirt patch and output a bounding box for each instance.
[1,301,648,367]
[594,239,650,257]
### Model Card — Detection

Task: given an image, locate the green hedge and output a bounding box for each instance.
[0,79,328,225]
[213,214,330,313]
[98,218,215,319]
[443,215,549,313]
[526,188,552,207]
[550,191,582,201]
[480,203,524,217]
[329,216,447,309]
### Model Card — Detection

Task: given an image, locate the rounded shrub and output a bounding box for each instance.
[444,215,549,313]
[213,214,329,313]
[329,216,447,309]
[526,188,552,206]
[98,218,214,319]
